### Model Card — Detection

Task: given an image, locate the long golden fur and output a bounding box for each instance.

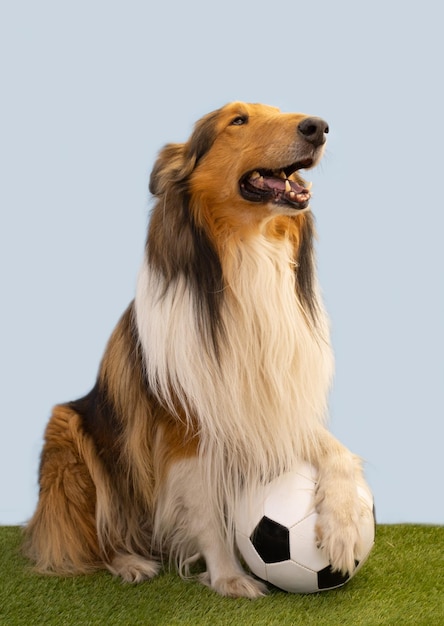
[24,102,371,598]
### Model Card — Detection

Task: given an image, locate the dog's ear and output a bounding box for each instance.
[149,109,221,197]
[149,143,188,196]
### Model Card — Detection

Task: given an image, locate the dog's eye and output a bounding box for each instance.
[230,115,248,126]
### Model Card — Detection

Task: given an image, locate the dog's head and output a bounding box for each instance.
[148,102,327,333]
[150,102,328,226]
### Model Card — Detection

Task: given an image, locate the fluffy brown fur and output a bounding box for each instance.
[24,102,370,598]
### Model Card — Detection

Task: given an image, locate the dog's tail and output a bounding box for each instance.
[23,405,102,574]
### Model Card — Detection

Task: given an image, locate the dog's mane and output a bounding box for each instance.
[135,108,334,528]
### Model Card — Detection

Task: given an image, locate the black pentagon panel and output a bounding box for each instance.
[250,516,290,563]
[317,562,358,590]
[317,565,350,590]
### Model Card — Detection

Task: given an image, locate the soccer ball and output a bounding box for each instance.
[235,463,375,593]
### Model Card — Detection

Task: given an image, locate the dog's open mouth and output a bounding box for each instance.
[239,159,313,210]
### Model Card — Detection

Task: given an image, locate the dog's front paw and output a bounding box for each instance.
[200,571,267,598]
[107,553,160,583]
[315,480,372,575]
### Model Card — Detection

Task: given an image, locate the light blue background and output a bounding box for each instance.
[1,1,443,525]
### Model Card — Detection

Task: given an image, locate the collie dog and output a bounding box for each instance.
[24,102,369,598]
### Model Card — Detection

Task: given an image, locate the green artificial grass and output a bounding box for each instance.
[1,525,443,625]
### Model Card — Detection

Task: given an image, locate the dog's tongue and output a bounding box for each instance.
[259,175,306,195]
[249,172,309,203]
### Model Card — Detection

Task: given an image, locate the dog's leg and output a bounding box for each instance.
[155,457,267,598]
[25,404,160,582]
[310,427,372,574]
[23,406,102,574]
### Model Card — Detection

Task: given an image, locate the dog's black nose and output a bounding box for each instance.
[298,117,329,147]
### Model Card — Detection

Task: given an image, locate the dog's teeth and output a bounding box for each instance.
[250,171,261,180]
[289,191,296,198]
[306,181,313,190]
[279,171,286,179]
[285,179,292,192]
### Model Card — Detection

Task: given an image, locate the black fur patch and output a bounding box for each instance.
[147,189,225,356]
[67,304,144,476]
[295,213,319,324]
[68,381,123,476]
